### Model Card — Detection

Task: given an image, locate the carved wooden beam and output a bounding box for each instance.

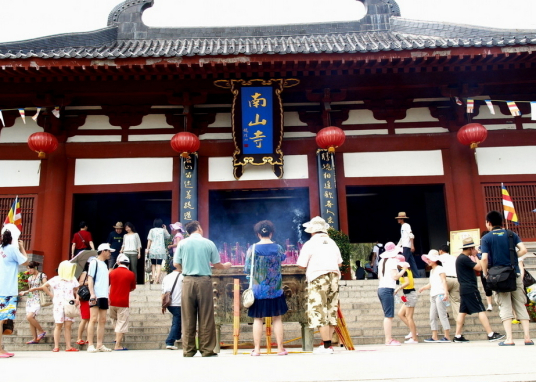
[363,99,413,121]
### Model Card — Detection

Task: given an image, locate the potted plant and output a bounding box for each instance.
[18,270,29,291]
[328,228,352,280]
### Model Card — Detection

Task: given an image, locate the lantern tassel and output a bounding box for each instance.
[328,147,336,153]
[470,143,478,150]
[38,151,46,159]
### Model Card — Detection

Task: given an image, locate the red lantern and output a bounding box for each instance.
[27,132,58,158]
[316,126,346,153]
[457,123,488,150]
[170,132,201,158]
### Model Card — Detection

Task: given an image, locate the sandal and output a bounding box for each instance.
[52,348,60,352]
[26,340,39,344]
[37,331,46,341]
[277,349,289,356]
[525,340,534,346]
[250,350,260,356]
[65,348,79,352]
[76,340,86,345]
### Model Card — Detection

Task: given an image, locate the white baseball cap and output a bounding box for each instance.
[97,243,115,252]
[117,253,130,263]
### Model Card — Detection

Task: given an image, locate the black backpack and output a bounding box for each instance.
[486,230,517,293]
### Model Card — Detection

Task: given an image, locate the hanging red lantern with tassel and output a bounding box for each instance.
[27,132,58,158]
[316,126,346,153]
[170,132,200,158]
[457,123,488,150]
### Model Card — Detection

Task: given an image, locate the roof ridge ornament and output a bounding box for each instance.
[108,0,154,39]
[358,0,401,17]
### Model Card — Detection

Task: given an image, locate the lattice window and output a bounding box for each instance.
[483,184,536,241]
[0,195,36,249]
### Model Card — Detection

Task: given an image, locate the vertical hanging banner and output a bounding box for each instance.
[214,78,299,179]
[317,149,339,231]
[180,154,198,223]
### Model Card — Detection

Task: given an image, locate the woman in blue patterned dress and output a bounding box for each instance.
[146,218,170,284]
[244,220,288,356]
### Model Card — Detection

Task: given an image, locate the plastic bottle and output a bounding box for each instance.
[438,294,451,307]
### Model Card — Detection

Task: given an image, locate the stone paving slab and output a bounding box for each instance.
[3,340,536,382]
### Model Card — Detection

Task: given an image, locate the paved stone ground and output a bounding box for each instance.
[3,340,535,382]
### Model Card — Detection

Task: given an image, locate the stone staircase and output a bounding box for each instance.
[4,277,534,351]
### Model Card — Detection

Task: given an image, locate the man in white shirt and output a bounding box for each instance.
[396,212,421,278]
[372,241,383,275]
[438,245,460,320]
[87,243,113,353]
[162,268,183,350]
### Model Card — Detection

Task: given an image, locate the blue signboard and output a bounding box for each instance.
[241,86,273,155]
[317,150,339,230]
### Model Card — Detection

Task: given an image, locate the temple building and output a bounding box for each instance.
[1,0,535,278]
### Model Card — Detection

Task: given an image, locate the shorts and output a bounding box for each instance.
[90,298,109,310]
[307,272,340,328]
[80,300,90,320]
[459,291,486,315]
[494,276,529,321]
[151,259,163,265]
[403,291,418,308]
[0,296,18,320]
[109,306,130,333]
[378,288,395,318]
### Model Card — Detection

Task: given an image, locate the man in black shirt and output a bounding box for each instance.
[452,236,504,343]
[107,222,125,268]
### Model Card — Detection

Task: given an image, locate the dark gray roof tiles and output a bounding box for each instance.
[0,0,534,61]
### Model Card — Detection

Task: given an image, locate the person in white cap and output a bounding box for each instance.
[297,216,343,354]
[86,243,114,352]
[0,224,28,358]
[109,253,136,350]
[418,250,451,343]
[395,260,420,344]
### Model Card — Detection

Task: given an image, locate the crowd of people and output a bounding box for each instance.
[0,210,533,358]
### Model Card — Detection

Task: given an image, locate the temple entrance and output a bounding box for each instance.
[209,188,310,263]
[72,191,172,283]
[346,184,448,254]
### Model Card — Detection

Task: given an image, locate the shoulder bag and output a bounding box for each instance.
[486,230,518,293]
[523,269,536,289]
[38,272,53,307]
[161,273,181,314]
[77,272,91,301]
[242,244,256,308]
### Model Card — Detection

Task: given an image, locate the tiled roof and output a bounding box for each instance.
[0,0,534,60]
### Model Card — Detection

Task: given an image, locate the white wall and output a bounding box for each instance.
[343,150,444,177]
[0,118,43,143]
[476,146,536,175]
[208,155,308,181]
[74,158,173,185]
[0,160,41,187]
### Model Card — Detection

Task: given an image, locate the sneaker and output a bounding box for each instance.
[385,339,401,346]
[424,338,437,343]
[437,337,451,343]
[404,338,418,344]
[87,345,98,353]
[453,335,470,343]
[486,305,493,311]
[314,346,334,354]
[488,333,506,342]
[166,345,178,350]
[97,345,112,352]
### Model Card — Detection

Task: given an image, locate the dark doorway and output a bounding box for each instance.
[346,184,448,255]
[209,188,310,250]
[72,191,172,283]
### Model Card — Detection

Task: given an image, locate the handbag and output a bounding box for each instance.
[242,244,256,308]
[523,269,536,289]
[161,272,181,314]
[145,256,152,274]
[38,272,52,307]
[78,273,91,302]
[486,230,518,293]
[63,298,79,318]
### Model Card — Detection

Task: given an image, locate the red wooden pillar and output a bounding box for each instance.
[445,135,484,232]
[38,143,68,277]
